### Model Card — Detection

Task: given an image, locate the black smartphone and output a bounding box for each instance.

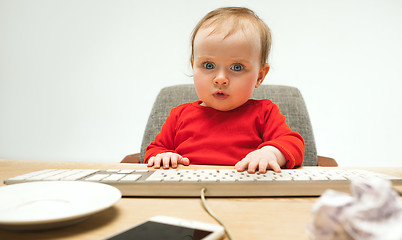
[104,216,224,240]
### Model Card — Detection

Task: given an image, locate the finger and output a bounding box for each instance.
[153,156,161,169]
[179,157,190,166]
[247,158,260,174]
[170,154,179,168]
[235,158,250,172]
[268,161,282,173]
[258,160,269,174]
[162,155,171,169]
[147,157,155,167]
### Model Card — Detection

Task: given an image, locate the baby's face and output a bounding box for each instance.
[192,27,268,111]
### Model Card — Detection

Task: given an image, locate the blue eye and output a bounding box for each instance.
[203,62,215,70]
[231,64,244,71]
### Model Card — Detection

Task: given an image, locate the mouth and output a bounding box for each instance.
[213,91,229,100]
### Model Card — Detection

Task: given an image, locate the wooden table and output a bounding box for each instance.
[0,159,401,240]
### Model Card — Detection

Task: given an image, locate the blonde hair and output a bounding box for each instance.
[190,7,272,66]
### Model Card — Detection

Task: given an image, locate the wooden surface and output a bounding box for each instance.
[0,159,401,240]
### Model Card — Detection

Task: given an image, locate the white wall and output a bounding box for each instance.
[1,0,401,166]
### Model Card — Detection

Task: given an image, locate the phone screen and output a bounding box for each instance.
[106,221,213,240]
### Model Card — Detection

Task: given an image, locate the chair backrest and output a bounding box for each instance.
[140,84,317,166]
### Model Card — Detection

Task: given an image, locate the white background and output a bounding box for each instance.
[1,0,401,166]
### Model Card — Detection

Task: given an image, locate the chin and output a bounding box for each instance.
[203,99,240,112]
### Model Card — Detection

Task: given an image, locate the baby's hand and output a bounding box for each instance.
[147,152,190,169]
[235,146,286,173]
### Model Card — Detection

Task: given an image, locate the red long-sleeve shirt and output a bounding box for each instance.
[145,99,304,168]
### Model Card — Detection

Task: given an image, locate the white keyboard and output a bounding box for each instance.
[4,168,402,197]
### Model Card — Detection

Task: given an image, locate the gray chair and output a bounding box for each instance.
[122,84,337,166]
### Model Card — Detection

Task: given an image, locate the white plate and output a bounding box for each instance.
[0,181,121,231]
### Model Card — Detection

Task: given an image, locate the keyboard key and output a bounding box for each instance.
[58,169,98,181]
[8,169,56,181]
[218,176,236,182]
[200,176,218,182]
[28,169,68,181]
[292,175,311,181]
[118,170,135,174]
[256,175,274,181]
[84,173,109,181]
[44,169,82,180]
[145,177,162,182]
[181,176,199,182]
[101,174,126,182]
[164,176,182,182]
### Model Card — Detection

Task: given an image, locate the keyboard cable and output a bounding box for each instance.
[200,187,235,240]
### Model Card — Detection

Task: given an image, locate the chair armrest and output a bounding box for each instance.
[121,153,141,163]
[317,155,338,167]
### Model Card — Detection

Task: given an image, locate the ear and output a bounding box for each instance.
[255,63,270,88]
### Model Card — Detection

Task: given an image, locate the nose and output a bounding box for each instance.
[213,72,229,86]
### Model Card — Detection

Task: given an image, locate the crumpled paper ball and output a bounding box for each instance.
[307,177,402,240]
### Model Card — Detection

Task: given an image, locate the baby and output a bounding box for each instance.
[145,7,304,173]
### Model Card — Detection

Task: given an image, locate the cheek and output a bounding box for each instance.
[193,69,213,84]
[238,72,259,89]
[193,72,204,86]
[193,71,209,95]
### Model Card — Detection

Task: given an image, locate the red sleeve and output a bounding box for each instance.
[258,103,305,169]
[144,107,180,163]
